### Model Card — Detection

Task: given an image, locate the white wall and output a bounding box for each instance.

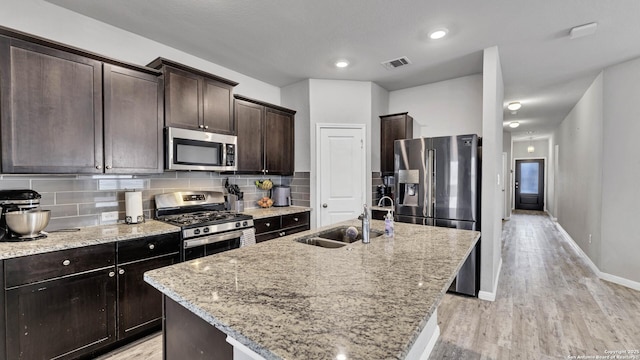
[2,0,280,103]
[552,73,604,268]
[601,58,640,283]
[308,80,375,226]
[281,80,311,172]
[512,139,549,159]
[388,74,483,138]
[371,83,390,173]
[512,139,550,211]
[479,47,504,300]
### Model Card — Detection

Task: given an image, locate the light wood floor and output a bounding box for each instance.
[98,211,640,359]
[431,210,640,359]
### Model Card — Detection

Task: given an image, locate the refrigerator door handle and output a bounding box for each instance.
[427,149,435,218]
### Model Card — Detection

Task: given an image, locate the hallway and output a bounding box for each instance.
[431,211,640,359]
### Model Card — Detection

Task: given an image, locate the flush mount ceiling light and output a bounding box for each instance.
[507,102,522,111]
[335,60,349,68]
[428,28,448,40]
[509,121,520,128]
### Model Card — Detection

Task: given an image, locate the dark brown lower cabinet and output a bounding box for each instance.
[5,267,117,360]
[117,254,179,339]
[164,296,232,360]
[254,211,310,243]
[2,233,181,359]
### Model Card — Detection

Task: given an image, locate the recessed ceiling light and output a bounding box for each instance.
[429,28,448,40]
[335,60,349,68]
[507,102,522,111]
[509,121,520,128]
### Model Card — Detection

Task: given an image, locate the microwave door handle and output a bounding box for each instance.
[183,231,244,249]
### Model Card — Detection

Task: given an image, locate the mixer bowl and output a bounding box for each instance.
[5,210,51,237]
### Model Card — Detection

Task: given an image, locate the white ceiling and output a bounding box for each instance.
[46,0,640,139]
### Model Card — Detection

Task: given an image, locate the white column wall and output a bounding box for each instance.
[479,46,504,300]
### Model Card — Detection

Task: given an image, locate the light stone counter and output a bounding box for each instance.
[242,206,311,219]
[0,220,180,260]
[145,219,480,360]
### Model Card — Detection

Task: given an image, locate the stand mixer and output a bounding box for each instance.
[0,189,45,241]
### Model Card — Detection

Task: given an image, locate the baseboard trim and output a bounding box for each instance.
[478,257,502,302]
[556,223,600,276]
[556,223,640,291]
[600,271,640,291]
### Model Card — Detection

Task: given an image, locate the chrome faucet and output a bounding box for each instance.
[377,196,395,209]
[361,204,370,244]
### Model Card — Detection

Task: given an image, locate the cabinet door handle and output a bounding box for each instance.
[322,203,328,208]
[95,165,102,170]
[148,243,155,250]
[118,268,125,275]
[106,165,112,170]
[204,125,209,129]
[293,217,299,222]
[62,259,71,266]
[279,232,285,236]
[265,223,271,227]
[199,124,204,129]
[109,271,115,277]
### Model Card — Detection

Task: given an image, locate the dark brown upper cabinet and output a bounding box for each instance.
[234,95,295,175]
[0,27,164,174]
[380,112,413,175]
[0,37,104,174]
[104,64,164,174]
[148,58,238,134]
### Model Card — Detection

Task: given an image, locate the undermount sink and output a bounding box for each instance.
[295,226,385,249]
[316,226,384,243]
[296,238,347,248]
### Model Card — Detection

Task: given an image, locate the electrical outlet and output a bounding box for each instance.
[588,234,592,244]
[101,211,119,223]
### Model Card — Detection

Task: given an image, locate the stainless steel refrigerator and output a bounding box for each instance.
[394,134,481,296]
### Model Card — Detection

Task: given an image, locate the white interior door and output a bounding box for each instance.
[317,125,365,227]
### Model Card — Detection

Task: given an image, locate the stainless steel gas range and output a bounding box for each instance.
[154,191,254,261]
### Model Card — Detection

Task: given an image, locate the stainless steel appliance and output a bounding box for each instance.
[155,191,254,261]
[165,127,237,171]
[272,186,291,207]
[0,189,47,241]
[395,135,481,296]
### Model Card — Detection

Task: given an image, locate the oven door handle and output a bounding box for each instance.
[183,230,244,249]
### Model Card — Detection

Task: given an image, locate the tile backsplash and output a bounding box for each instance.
[0,171,311,230]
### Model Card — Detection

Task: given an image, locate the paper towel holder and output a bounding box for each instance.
[125,215,145,224]
[125,190,145,225]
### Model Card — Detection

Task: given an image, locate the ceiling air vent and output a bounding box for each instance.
[381,56,412,70]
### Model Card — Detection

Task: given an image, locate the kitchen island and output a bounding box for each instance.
[144,219,480,360]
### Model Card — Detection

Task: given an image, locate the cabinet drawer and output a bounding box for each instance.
[255,231,280,243]
[281,212,309,229]
[117,233,180,264]
[5,243,115,288]
[254,216,281,234]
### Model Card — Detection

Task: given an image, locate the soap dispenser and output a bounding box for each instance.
[384,210,394,237]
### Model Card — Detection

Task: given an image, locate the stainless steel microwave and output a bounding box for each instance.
[165,127,237,171]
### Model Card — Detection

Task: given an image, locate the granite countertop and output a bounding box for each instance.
[0,220,180,260]
[145,219,480,360]
[242,206,311,219]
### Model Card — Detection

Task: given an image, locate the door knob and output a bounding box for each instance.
[322,203,328,208]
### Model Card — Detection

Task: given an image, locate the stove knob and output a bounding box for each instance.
[243,221,248,227]
[235,222,241,228]
[203,227,210,233]
[194,229,201,235]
